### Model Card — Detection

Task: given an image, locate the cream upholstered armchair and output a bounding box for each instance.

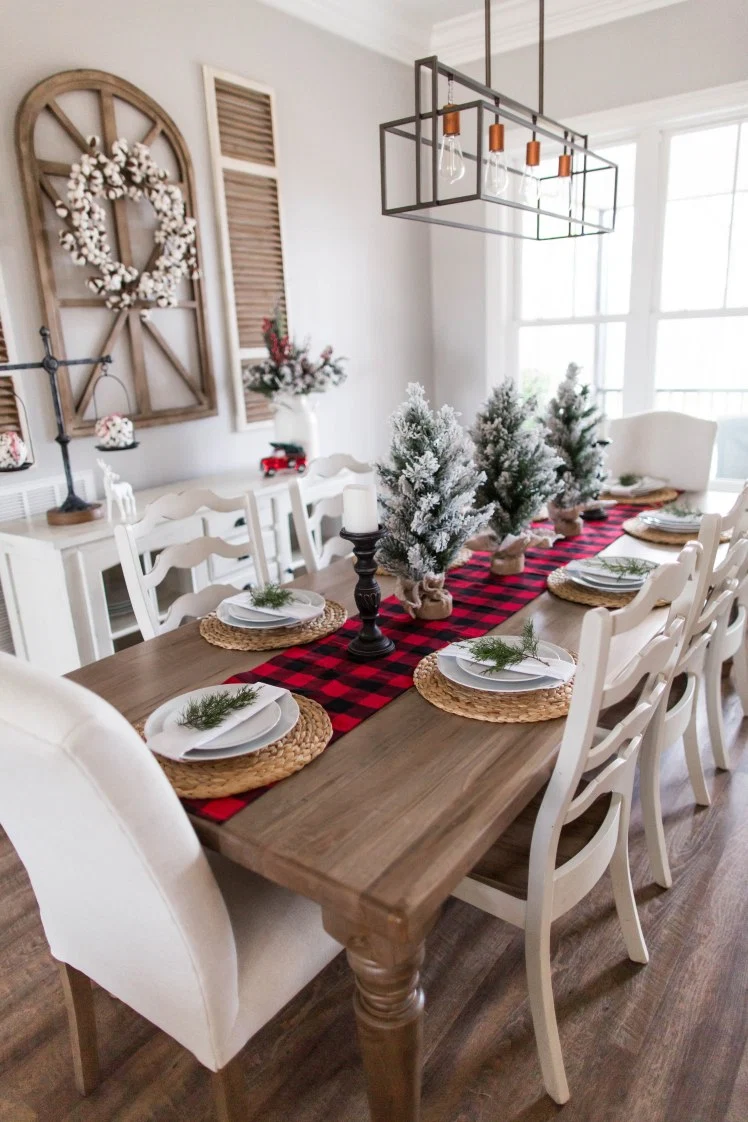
[0,652,340,1121]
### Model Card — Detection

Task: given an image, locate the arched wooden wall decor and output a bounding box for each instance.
[16,70,216,437]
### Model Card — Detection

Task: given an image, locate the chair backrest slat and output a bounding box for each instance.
[114,487,269,640]
[289,454,372,573]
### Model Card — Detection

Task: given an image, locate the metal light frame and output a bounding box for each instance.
[379,0,618,240]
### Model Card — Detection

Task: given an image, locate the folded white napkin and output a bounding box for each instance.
[148,684,286,761]
[441,644,574,683]
[606,476,667,497]
[223,591,320,622]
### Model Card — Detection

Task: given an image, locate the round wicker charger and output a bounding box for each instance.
[200,599,346,652]
[599,487,679,506]
[547,567,668,609]
[136,694,333,798]
[413,652,575,724]
[622,516,731,547]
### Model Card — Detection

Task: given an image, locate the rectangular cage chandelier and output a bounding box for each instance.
[379,0,618,240]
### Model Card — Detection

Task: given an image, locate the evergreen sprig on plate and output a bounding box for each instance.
[661,502,702,518]
[618,473,641,487]
[464,619,548,674]
[178,686,259,731]
[250,584,294,609]
[597,556,654,578]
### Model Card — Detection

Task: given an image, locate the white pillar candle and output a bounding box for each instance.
[342,484,379,534]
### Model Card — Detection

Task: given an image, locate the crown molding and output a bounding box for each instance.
[567,79,748,143]
[431,0,688,65]
[255,0,427,63]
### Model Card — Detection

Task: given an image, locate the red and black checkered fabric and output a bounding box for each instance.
[184,505,641,823]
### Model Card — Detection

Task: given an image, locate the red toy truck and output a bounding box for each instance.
[260,442,307,477]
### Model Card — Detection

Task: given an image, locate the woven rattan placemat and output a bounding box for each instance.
[136,694,332,799]
[413,652,574,724]
[547,566,669,609]
[622,516,730,546]
[599,487,679,506]
[199,600,346,652]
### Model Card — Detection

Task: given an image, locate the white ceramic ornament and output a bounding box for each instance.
[0,431,28,469]
[95,413,135,449]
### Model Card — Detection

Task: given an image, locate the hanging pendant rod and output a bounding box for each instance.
[482,0,546,118]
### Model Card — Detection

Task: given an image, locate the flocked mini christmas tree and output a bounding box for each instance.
[377,383,493,619]
[545,363,605,537]
[471,380,561,574]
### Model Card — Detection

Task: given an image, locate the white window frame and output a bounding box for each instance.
[499,79,748,487]
[202,65,290,432]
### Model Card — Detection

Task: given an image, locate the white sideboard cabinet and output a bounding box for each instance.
[0,468,333,674]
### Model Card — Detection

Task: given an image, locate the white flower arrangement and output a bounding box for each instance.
[55,137,200,310]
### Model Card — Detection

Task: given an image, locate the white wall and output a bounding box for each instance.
[432,0,748,421]
[0,0,433,494]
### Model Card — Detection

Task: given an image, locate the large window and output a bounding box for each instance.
[508,97,748,484]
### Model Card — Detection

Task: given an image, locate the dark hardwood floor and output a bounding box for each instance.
[1,683,746,1122]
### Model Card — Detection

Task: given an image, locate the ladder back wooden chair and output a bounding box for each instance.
[288,454,372,573]
[115,488,269,641]
[452,545,699,1105]
[639,484,748,887]
[0,652,341,1122]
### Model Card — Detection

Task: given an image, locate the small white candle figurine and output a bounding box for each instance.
[342,483,379,534]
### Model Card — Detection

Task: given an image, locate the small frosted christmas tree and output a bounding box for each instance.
[377,383,492,618]
[472,380,560,571]
[545,363,605,534]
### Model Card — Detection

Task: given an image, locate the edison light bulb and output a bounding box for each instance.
[439,133,466,184]
[520,167,540,205]
[484,122,508,197]
[438,78,466,185]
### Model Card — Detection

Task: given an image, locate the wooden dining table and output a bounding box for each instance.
[67,490,732,1122]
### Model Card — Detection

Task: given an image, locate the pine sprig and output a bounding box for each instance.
[463,619,548,674]
[618,473,641,487]
[597,556,655,577]
[250,583,294,609]
[178,686,259,731]
[661,502,702,518]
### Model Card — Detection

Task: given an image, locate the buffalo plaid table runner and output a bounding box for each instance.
[184,503,652,824]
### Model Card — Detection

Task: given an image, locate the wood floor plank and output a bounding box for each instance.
[0,689,746,1121]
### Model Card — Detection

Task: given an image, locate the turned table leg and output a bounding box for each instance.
[324,913,425,1122]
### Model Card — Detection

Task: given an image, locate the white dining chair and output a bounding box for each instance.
[0,651,341,1121]
[115,487,270,640]
[289,453,372,573]
[606,411,717,491]
[451,545,698,1105]
[703,528,748,772]
[639,485,748,887]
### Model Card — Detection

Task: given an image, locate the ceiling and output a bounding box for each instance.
[257,0,687,66]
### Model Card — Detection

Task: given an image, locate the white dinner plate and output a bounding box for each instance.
[456,654,545,684]
[568,573,645,594]
[572,569,645,587]
[226,589,324,624]
[144,686,299,761]
[568,557,657,581]
[161,693,282,749]
[217,590,325,631]
[439,640,574,693]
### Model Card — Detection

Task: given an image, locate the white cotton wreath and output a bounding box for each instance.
[55,136,200,310]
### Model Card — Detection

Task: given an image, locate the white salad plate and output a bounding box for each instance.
[439,639,575,694]
[641,512,701,530]
[568,573,644,594]
[144,685,299,761]
[568,557,657,580]
[218,589,325,631]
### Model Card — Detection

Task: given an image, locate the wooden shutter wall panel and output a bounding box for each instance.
[222,169,287,350]
[215,80,275,166]
[0,312,23,434]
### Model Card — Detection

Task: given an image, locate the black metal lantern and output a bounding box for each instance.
[379,0,618,240]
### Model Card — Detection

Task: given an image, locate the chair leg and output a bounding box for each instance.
[682,695,711,807]
[609,817,649,965]
[212,1055,247,1122]
[639,720,672,889]
[732,641,748,715]
[525,922,570,1105]
[705,643,731,770]
[57,962,100,1096]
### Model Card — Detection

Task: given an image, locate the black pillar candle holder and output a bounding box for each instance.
[340,527,395,661]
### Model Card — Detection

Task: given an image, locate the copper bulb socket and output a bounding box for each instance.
[558,153,572,178]
[442,105,461,137]
[488,122,505,152]
[526,139,541,167]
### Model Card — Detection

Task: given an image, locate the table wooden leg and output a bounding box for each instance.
[324,913,425,1122]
